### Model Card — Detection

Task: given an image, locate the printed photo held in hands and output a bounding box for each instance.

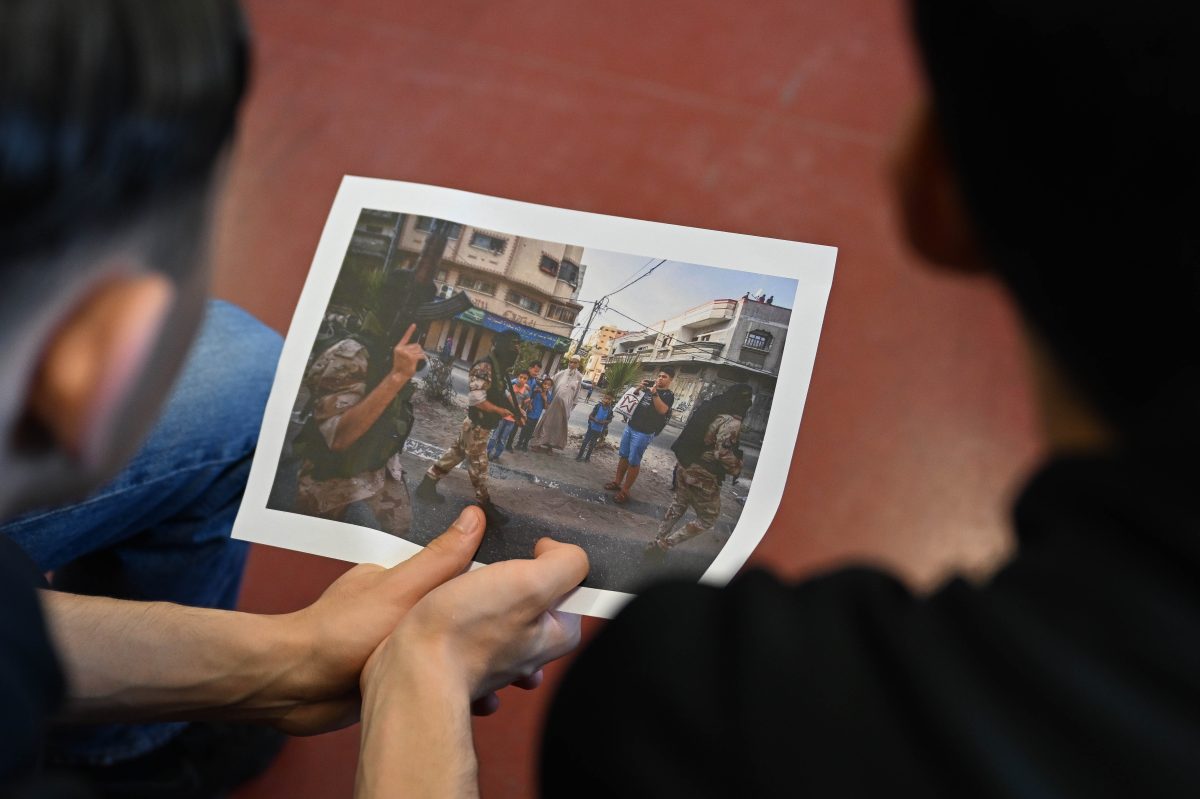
[234,178,836,617]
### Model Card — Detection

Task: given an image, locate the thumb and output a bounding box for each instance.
[528,538,590,606]
[385,506,485,598]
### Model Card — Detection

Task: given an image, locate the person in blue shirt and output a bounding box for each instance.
[576,395,614,462]
[516,376,554,451]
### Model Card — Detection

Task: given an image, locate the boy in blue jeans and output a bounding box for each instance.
[488,370,529,462]
[576,395,614,462]
[516,377,554,451]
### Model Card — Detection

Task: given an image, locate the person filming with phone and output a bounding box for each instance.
[605,367,675,503]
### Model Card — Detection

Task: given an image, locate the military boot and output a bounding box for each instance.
[415,475,445,504]
[480,500,510,527]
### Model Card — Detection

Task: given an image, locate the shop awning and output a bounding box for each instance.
[455,307,573,352]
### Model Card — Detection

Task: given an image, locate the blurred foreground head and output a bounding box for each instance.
[0,0,248,515]
[909,2,1200,456]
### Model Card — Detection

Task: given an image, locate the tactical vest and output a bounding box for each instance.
[295,338,416,480]
[466,355,520,430]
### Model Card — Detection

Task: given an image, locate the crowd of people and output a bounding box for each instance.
[390,338,757,551]
[499,355,756,549]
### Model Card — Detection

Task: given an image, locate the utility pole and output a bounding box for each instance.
[575,296,605,353]
[381,213,407,274]
[573,296,608,378]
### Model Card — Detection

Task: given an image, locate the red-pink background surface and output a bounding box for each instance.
[223,2,1041,796]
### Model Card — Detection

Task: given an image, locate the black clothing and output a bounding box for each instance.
[0,535,65,789]
[542,453,1200,796]
[672,384,753,468]
[628,388,674,434]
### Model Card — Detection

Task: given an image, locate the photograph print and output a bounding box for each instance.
[237,179,835,617]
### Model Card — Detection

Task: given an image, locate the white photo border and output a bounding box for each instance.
[233,176,837,618]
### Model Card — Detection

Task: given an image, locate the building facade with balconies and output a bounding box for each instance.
[581,325,629,381]
[604,296,790,443]
[342,211,587,370]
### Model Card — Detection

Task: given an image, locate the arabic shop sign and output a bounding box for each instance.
[455,307,572,352]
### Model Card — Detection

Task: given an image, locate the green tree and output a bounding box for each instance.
[419,354,456,406]
[513,341,544,375]
[602,358,644,399]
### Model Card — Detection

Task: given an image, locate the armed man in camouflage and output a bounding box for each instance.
[653,384,754,550]
[416,330,525,527]
[295,322,427,535]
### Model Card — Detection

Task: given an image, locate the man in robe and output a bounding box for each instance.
[530,356,584,452]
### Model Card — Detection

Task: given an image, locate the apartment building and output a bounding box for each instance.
[344,210,586,370]
[580,325,629,381]
[605,295,790,443]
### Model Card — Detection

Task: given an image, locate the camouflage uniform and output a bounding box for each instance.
[425,358,505,503]
[655,414,743,548]
[296,338,412,536]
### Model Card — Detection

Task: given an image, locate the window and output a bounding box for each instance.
[744,330,773,351]
[469,232,507,254]
[539,255,560,276]
[559,259,580,286]
[456,277,496,296]
[415,217,462,239]
[507,290,543,315]
[546,304,578,324]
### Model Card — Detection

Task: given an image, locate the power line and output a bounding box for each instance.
[607,258,666,297]
[610,256,660,293]
[575,257,665,307]
[574,258,667,347]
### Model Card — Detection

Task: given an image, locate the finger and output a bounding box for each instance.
[513,670,543,691]
[527,539,590,606]
[471,693,501,716]
[385,507,485,600]
[397,323,417,347]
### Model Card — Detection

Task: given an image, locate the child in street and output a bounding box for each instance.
[517,376,554,451]
[487,370,529,462]
[576,394,614,462]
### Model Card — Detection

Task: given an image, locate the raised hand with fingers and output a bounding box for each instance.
[390,323,427,380]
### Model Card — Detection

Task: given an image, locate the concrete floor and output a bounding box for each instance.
[221,1,1041,796]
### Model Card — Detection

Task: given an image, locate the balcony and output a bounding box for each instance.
[605,340,724,365]
[679,299,736,328]
[348,231,391,257]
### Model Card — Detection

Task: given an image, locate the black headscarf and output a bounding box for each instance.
[672,384,753,466]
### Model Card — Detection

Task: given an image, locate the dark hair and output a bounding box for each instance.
[518,370,529,378]
[911,2,1200,447]
[0,0,249,263]
[660,367,676,379]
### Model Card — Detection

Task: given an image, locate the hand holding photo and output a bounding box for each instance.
[233,177,836,617]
